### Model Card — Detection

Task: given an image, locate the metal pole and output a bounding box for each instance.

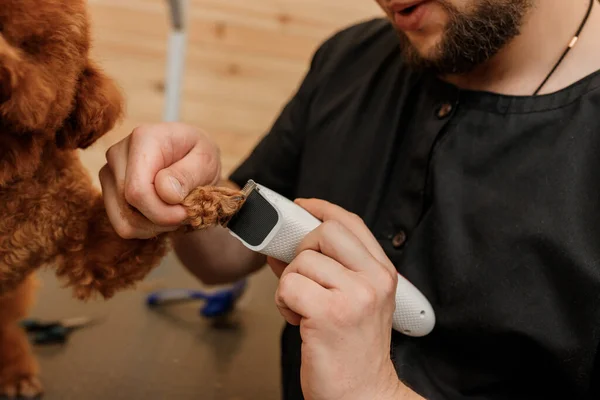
[163,0,187,122]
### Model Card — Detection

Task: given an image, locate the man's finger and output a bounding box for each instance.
[295,198,395,271]
[154,144,221,205]
[267,257,288,279]
[104,135,129,180]
[99,165,176,239]
[297,220,377,274]
[275,272,330,322]
[99,164,133,238]
[278,307,302,326]
[122,126,190,226]
[282,249,355,290]
[104,136,131,209]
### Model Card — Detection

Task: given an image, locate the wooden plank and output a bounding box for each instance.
[82,0,384,179]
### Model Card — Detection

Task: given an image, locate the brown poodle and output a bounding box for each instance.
[0,0,171,396]
[0,1,248,397]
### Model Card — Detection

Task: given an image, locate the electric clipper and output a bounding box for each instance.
[225,180,436,337]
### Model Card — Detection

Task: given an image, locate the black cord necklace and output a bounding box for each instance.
[533,0,594,95]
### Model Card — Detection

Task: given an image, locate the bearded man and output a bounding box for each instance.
[101,0,600,399]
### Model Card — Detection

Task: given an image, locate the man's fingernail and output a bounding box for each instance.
[169,176,184,199]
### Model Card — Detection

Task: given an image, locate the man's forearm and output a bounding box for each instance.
[172,223,266,285]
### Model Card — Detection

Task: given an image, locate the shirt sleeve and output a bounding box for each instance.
[227,39,330,200]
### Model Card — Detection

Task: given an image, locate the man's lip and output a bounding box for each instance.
[389,0,425,13]
[390,0,431,31]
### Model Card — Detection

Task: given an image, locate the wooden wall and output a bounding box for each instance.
[84,0,383,179]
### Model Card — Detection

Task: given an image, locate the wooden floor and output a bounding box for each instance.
[83,0,383,180]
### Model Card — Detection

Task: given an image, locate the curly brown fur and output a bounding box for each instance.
[0,146,169,300]
[182,186,246,230]
[0,1,168,396]
[56,61,124,150]
[0,1,90,136]
[0,2,248,394]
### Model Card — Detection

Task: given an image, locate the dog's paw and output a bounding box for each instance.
[0,323,43,399]
[182,186,246,230]
[0,375,43,399]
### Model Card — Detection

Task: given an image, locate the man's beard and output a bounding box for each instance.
[397,0,533,74]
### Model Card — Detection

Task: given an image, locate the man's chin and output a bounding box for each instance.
[397,33,480,75]
[396,33,441,72]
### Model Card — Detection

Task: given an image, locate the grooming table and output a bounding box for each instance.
[28,255,282,400]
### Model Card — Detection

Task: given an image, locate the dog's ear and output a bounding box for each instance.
[56,61,124,149]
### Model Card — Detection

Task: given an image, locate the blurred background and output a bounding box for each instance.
[27,1,383,399]
[85,0,382,178]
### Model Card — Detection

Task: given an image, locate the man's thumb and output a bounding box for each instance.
[154,149,221,205]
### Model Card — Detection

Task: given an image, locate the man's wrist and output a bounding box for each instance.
[377,362,426,400]
[392,382,426,400]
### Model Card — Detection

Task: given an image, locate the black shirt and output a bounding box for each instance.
[229,18,600,400]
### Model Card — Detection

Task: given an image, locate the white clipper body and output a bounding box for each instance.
[226,180,436,337]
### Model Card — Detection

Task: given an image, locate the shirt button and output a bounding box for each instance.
[391,231,407,248]
[436,103,453,118]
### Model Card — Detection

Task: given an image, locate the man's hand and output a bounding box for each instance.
[99,122,222,239]
[269,199,424,400]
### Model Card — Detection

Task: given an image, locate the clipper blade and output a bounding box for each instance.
[240,179,258,198]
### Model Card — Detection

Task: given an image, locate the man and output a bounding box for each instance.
[100,0,600,398]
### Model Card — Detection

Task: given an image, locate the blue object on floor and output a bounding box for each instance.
[146,279,248,317]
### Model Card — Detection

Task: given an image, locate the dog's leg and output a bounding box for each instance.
[54,194,170,301]
[52,185,246,301]
[46,151,245,301]
[0,273,42,398]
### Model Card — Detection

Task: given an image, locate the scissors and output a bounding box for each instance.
[20,316,97,345]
